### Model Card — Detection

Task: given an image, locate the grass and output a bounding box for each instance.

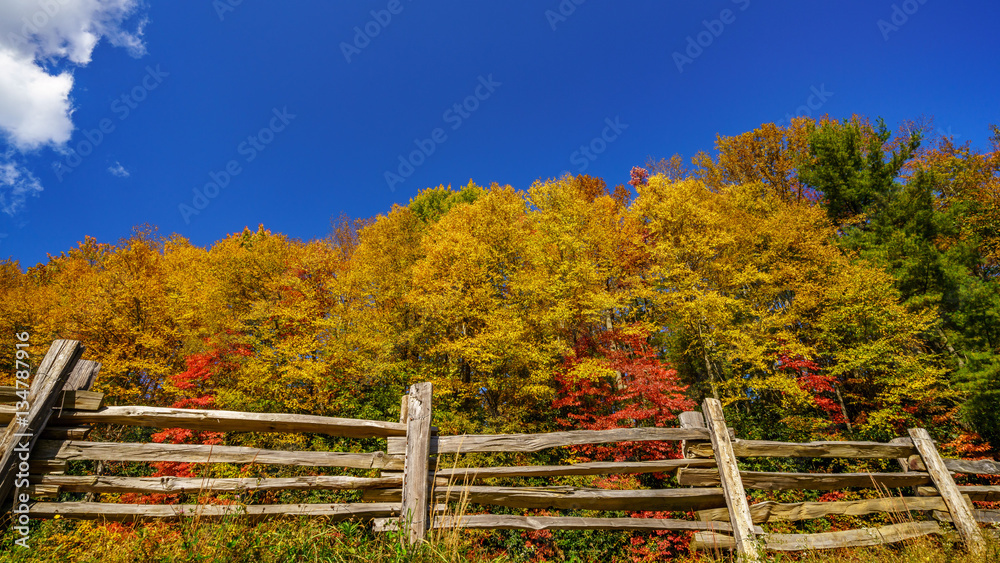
[3,461,996,562]
[0,453,498,563]
[687,537,1000,562]
[0,515,996,562]
[0,515,504,563]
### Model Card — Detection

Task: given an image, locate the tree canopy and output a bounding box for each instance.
[2,116,997,451]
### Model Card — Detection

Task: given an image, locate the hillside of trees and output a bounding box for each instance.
[1,115,998,559]
[3,115,999,449]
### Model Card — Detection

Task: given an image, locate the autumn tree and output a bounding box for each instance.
[553,324,694,461]
[817,123,1000,448]
[693,118,816,202]
[405,183,548,430]
[631,173,951,438]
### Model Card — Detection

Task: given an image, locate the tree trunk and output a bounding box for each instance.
[697,323,720,401]
[936,327,966,368]
[834,384,852,433]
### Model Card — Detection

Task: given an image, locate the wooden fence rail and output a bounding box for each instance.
[385,427,717,455]
[0,404,412,438]
[4,340,998,558]
[33,440,403,470]
[29,475,408,494]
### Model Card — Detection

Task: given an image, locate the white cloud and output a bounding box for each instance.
[0,0,146,221]
[0,0,147,150]
[0,152,43,216]
[0,49,74,149]
[107,160,129,177]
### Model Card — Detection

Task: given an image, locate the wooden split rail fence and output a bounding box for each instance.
[2,341,998,560]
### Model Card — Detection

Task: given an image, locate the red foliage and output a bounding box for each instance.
[128,345,232,503]
[944,429,993,458]
[551,328,702,560]
[816,491,847,502]
[624,511,692,561]
[523,527,556,562]
[629,166,649,188]
[779,352,845,424]
[553,325,695,461]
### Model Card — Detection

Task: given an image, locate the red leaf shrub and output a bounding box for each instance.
[553,325,695,462]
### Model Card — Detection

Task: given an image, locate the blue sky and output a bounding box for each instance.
[1,0,997,268]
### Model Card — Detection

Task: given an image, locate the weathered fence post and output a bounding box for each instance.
[888,437,913,473]
[888,436,920,497]
[0,340,83,509]
[702,398,761,561]
[399,393,409,425]
[679,411,707,459]
[62,359,101,392]
[908,427,985,556]
[400,382,433,545]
